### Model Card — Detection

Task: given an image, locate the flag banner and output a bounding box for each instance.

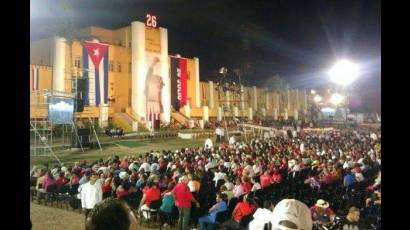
[82,41,109,106]
[170,57,187,110]
[31,67,39,91]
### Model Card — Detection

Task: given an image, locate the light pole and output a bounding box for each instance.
[328,59,359,127]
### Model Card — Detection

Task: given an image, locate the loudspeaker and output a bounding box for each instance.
[77,79,86,92]
[75,98,84,112]
[71,128,91,148]
[74,79,86,112]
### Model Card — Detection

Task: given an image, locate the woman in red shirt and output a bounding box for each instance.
[271,167,283,184]
[260,170,272,188]
[221,194,256,229]
[138,181,161,211]
[241,176,251,193]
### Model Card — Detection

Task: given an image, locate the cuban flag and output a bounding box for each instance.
[82,41,109,106]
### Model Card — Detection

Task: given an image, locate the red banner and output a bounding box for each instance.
[171,57,188,110]
[179,58,187,107]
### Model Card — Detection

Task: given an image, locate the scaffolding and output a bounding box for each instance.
[30,90,77,163]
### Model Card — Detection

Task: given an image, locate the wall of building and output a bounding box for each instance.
[30,25,309,122]
[30,38,53,66]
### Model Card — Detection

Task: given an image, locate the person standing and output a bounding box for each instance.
[205,135,213,150]
[80,172,102,221]
[215,127,221,143]
[172,175,200,230]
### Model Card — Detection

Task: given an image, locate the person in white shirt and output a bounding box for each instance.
[244,163,255,178]
[223,175,234,191]
[215,127,221,143]
[220,127,225,142]
[229,135,236,145]
[251,177,261,192]
[205,136,213,150]
[213,170,227,187]
[139,161,151,173]
[248,200,274,230]
[80,172,102,220]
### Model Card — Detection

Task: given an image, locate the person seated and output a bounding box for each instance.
[55,172,69,191]
[339,206,364,230]
[159,183,176,228]
[310,199,336,225]
[220,185,233,204]
[138,181,161,219]
[232,178,245,198]
[220,194,256,230]
[248,200,274,230]
[85,198,138,230]
[198,193,228,230]
[269,199,312,230]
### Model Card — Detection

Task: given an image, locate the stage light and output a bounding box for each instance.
[328,59,359,86]
[330,93,344,106]
[313,95,322,103]
[219,67,227,74]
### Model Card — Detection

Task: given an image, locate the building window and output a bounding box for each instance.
[128,62,131,73]
[117,62,121,73]
[74,57,81,68]
[187,71,191,80]
[109,61,114,72]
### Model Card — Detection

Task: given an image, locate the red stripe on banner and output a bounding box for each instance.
[179,58,187,107]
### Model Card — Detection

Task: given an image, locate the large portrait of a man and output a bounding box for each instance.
[145,55,164,115]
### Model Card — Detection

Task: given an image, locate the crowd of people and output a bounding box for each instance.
[105,127,124,138]
[30,126,381,230]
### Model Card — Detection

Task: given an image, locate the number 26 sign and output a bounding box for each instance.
[146,14,157,28]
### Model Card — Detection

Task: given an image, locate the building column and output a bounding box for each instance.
[304,89,308,115]
[240,85,245,109]
[295,89,300,111]
[202,106,209,122]
[253,86,258,111]
[262,108,266,117]
[273,108,278,120]
[226,90,231,108]
[52,36,66,92]
[131,21,146,120]
[266,91,270,110]
[294,108,299,120]
[194,57,201,108]
[234,106,239,117]
[287,89,291,111]
[217,106,222,121]
[284,108,288,120]
[160,27,170,123]
[99,105,109,128]
[209,81,214,108]
[248,108,253,120]
[184,102,191,118]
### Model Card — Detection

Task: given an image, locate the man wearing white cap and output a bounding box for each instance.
[269,199,312,230]
[310,199,336,224]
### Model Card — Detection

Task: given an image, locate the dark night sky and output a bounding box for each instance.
[30,0,380,113]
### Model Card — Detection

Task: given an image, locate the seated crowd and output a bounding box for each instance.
[105,127,124,138]
[30,127,381,230]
